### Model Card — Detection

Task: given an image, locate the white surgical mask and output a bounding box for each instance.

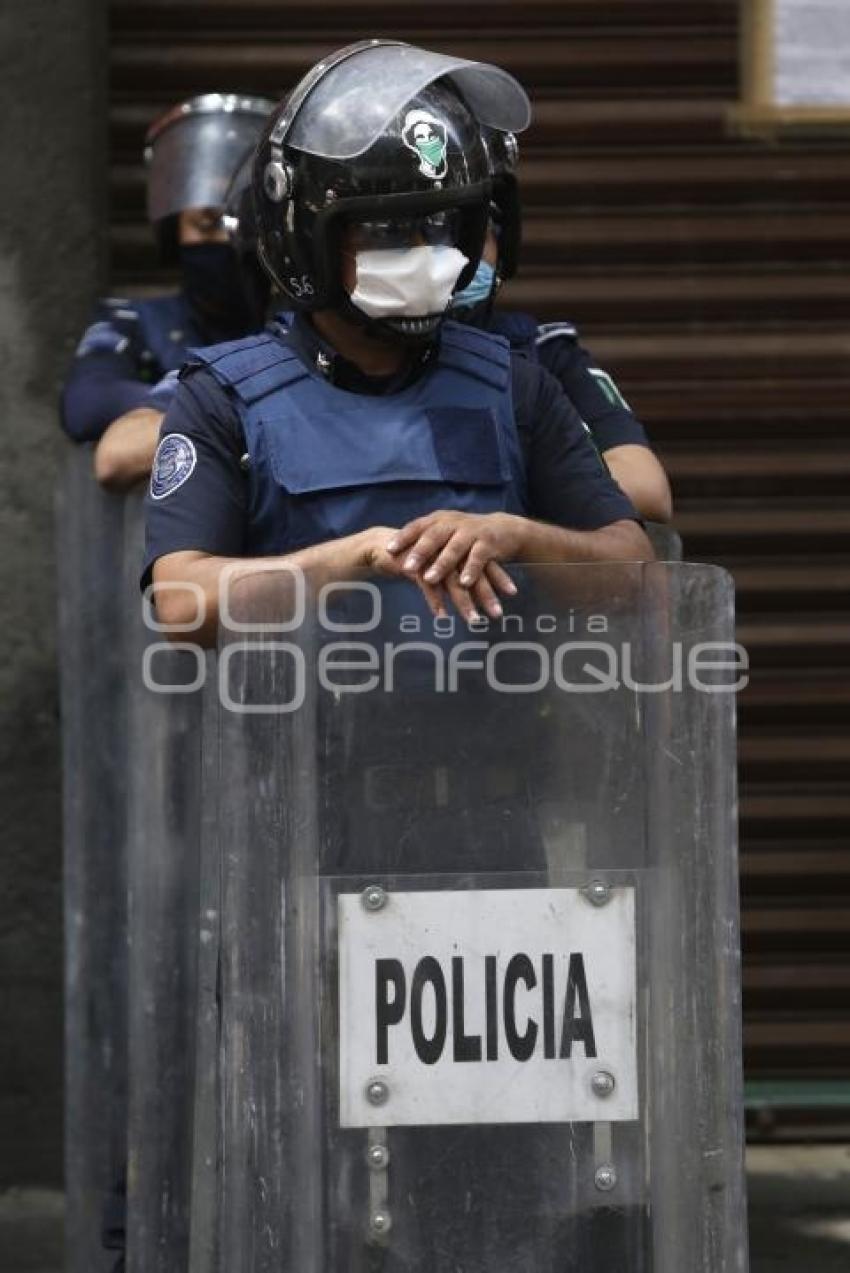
[349,244,468,320]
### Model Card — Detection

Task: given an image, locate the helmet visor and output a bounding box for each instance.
[344,209,463,251]
[287,44,531,160]
[147,104,273,223]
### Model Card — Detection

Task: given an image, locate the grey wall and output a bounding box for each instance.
[0,0,107,1185]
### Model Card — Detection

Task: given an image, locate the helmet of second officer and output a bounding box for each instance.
[145,93,275,264]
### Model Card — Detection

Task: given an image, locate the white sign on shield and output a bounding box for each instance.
[337,886,638,1128]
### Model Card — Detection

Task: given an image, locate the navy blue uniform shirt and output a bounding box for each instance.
[61,298,161,442]
[142,315,637,587]
[536,326,649,453]
[485,313,650,454]
[61,293,234,444]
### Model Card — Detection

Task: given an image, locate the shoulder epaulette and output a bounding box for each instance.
[185,331,308,405]
[535,321,579,348]
[100,296,138,319]
[440,320,511,390]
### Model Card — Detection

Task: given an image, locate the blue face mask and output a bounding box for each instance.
[451,260,496,311]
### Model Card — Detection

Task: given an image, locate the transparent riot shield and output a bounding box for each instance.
[645,522,682,561]
[187,683,223,1273]
[123,493,212,1273]
[60,460,218,1273]
[58,447,130,1273]
[210,562,747,1273]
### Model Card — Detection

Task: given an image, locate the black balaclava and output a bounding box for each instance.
[180,242,263,339]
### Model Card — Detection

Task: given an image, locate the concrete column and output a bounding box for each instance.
[0,0,108,1186]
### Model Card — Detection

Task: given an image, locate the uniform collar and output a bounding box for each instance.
[282,311,438,396]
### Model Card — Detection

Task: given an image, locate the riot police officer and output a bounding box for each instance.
[61,94,273,1273]
[452,126,673,523]
[118,149,275,445]
[142,41,650,638]
[139,42,652,1270]
[61,93,274,486]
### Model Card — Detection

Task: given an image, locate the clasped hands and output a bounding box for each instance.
[356,511,527,623]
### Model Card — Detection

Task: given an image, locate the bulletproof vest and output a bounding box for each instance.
[135,295,204,378]
[189,320,529,556]
[486,309,540,359]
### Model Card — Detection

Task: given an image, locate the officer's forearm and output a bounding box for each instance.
[60,367,151,443]
[94,409,164,490]
[152,536,376,647]
[514,517,654,564]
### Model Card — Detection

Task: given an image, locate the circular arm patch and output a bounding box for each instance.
[150,433,197,500]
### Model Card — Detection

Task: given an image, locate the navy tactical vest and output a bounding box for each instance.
[485,310,540,360]
[188,320,529,556]
[135,295,206,377]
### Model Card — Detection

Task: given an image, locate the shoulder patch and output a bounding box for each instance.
[150,433,197,500]
[588,367,631,411]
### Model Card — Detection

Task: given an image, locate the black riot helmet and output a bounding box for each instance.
[253,40,531,335]
[482,125,522,280]
[145,93,275,264]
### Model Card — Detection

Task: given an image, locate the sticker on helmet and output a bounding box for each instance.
[402,110,448,181]
[150,433,197,500]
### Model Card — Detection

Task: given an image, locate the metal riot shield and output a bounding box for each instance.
[58,447,130,1273]
[123,492,212,1273]
[210,562,748,1272]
